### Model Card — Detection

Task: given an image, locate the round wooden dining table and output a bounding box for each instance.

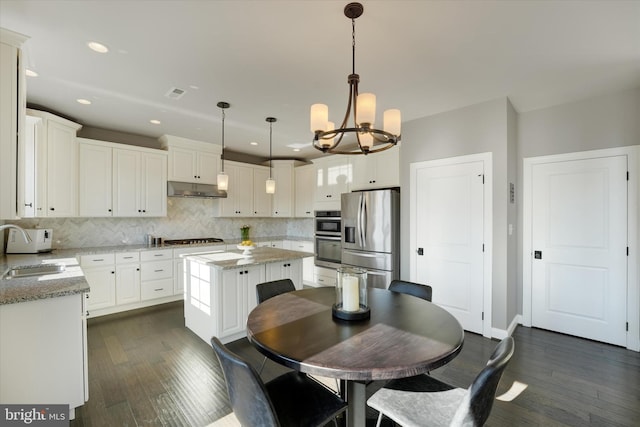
[246,287,465,427]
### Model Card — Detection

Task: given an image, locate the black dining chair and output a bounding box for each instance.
[211,337,347,427]
[256,278,296,304]
[255,279,296,374]
[388,279,433,302]
[367,337,515,427]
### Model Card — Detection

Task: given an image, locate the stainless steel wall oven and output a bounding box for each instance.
[314,210,342,269]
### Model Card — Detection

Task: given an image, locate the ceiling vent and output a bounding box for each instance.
[165,87,186,100]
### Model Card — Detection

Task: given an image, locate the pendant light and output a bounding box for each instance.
[216,101,230,191]
[265,117,276,194]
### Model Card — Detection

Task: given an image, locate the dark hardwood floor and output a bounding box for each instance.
[71,301,640,427]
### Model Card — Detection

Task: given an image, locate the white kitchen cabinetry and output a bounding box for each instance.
[283,239,315,286]
[269,160,299,217]
[80,254,116,312]
[265,258,303,289]
[17,115,40,217]
[185,260,266,344]
[115,251,140,305]
[351,145,400,190]
[257,240,283,248]
[79,139,113,217]
[295,164,315,217]
[215,161,272,217]
[26,109,82,217]
[314,265,337,288]
[160,135,221,184]
[113,147,167,217]
[0,293,88,418]
[0,29,27,220]
[140,249,173,300]
[314,155,351,210]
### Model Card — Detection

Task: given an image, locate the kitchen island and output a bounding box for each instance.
[183,247,309,344]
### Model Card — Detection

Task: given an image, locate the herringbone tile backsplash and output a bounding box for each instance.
[4,198,313,249]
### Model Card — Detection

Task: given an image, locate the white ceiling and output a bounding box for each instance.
[1,0,639,161]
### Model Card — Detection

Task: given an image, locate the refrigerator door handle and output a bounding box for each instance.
[362,194,367,247]
[358,193,366,247]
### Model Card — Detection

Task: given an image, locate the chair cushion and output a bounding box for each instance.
[266,372,347,427]
[368,386,468,427]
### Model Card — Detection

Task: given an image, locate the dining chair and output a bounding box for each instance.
[211,337,347,427]
[256,278,296,304]
[255,279,296,374]
[367,336,515,427]
[388,279,433,302]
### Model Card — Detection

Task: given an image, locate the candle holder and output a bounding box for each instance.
[332,266,370,321]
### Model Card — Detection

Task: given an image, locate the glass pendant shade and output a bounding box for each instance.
[217,171,228,191]
[383,109,401,136]
[311,104,328,132]
[265,178,276,194]
[356,93,376,125]
[359,131,374,151]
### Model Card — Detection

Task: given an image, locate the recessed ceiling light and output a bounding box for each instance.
[25,69,38,77]
[77,98,91,105]
[250,142,258,146]
[87,41,109,53]
[150,119,161,125]
[293,148,301,152]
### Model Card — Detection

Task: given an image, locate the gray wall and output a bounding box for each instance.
[399,97,514,330]
[399,87,639,332]
[516,88,640,314]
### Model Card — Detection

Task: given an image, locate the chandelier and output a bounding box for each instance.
[311,2,401,155]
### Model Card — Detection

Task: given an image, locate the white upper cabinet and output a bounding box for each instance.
[215,161,272,217]
[159,135,221,185]
[26,109,82,218]
[0,29,27,220]
[79,139,113,217]
[270,160,296,217]
[295,164,315,218]
[313,155,352,211]
[113,146,167,217]
[351,145,400,191]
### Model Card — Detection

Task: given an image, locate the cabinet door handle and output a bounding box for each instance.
[239,271,243,275]
[154,288,164,291]
[154,254,163,257]
[136,268,140,271]
[93,259,104,262]
[108,208,112,212]
[24,202,32,207]
[124,256,133,259]
[111,271,115,274]
[154,269,164,272]
[50,207,55,211]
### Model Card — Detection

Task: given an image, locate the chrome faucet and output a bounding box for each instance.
[0,224,32,243]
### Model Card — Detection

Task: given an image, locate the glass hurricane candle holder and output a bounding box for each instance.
[332,266,370,321]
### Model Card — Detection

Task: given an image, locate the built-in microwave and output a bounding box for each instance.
[314,210,341,235]
[314,210,342,269]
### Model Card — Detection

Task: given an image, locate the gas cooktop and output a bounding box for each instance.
[163,238,225,246]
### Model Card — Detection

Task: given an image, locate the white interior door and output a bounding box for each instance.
[413,160,485,334]
[531,156,627,346]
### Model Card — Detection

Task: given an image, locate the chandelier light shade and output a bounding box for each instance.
[265,117,277,194]
[216,101,230,191]
[311,2,401,155]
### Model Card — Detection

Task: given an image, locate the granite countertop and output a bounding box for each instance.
[183,247,311,270]
[0,236,313,305]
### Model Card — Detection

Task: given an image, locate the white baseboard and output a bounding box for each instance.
[491,314,521,339]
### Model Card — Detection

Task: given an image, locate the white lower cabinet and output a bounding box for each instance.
[283,240,314,285]
[265,258,303,289]
[314,265,337,288]
[0,293,88,418]
[115,251,140,305]
[140,249,173,300]
[80,254,116,311]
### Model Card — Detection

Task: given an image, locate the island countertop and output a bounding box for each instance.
[182,247,311,270]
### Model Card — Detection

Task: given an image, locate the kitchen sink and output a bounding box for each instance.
[3,263,66,279]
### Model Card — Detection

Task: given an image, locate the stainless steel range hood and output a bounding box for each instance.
[167,181,227,198]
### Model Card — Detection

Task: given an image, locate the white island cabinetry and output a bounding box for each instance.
[183,247,308,344]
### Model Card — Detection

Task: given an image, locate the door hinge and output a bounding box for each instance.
[627,171,629,181]
[626,322,629,331]
[482,312,484,320]
[627,247,630,256]
[482,244,485,252]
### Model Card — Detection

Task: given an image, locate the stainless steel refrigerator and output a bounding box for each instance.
[341,188,400,289]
